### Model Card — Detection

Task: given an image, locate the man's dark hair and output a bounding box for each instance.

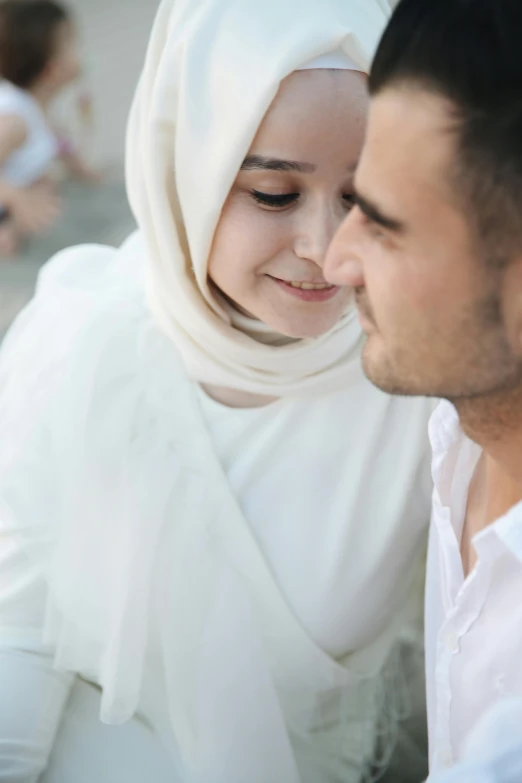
[0,0,70,89]
[369,0,522,261]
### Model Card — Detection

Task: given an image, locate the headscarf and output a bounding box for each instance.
[126,0,393,396]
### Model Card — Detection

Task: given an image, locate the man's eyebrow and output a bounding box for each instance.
[353,189,406,233]
[241,155,316,173]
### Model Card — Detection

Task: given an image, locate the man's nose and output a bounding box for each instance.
[324,208,365,288]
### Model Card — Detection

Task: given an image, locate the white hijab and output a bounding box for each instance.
[125,0,392,396]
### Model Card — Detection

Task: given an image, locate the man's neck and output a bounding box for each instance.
[455,390,522,573]
[455,387,522,488]
[461,451,522,576]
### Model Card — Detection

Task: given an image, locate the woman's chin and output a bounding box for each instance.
[261,290,350,339]
[265,313,342,340]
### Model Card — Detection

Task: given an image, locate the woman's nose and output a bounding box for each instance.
[293,202,340,269]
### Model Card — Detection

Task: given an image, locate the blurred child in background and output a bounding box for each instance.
[0,0,98,256]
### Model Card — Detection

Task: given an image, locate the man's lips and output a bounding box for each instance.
[355,293,376,331]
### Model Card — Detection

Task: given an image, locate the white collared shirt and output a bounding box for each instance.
[426,400,522,778]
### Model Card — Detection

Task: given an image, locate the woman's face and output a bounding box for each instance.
[208,69,368,339]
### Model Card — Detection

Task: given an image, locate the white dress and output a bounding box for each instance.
[0,237,434,783]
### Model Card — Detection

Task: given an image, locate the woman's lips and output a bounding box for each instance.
[269,276,340,303]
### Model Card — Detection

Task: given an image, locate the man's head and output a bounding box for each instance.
[324,0,522,403]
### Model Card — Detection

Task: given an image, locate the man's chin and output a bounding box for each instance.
[361,342,420,397]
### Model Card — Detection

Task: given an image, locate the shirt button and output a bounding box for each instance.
[445,630,459,653]
[438,747,453,767]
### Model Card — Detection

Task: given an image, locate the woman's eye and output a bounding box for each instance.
[250,190,300,208]
[342,193,356,209]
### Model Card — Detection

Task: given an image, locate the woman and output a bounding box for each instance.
[0,0,433,781]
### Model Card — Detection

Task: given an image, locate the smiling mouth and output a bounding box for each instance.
[286,281,334,291]
[354,294,377,330]
[269,275,340,303]
[355,291,373,316]
[270,276,336,291]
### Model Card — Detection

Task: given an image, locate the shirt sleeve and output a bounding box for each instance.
[0,508,73,782]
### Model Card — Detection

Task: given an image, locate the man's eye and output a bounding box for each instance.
[250,190,300,208]
[343,193,356,208]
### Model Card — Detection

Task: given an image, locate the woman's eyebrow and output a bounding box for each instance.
[241,155,316,173]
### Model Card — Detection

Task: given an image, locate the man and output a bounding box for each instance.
[324,0,522,779]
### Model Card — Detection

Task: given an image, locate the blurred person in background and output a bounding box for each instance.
[0,0,98,257]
